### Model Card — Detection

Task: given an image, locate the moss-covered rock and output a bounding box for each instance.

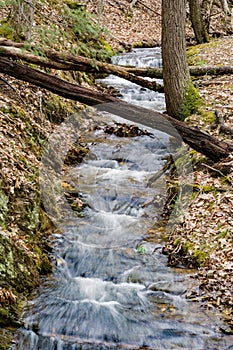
[165,238,210,268]
[0,234,39,293]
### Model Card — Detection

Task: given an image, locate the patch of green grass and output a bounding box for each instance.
[219,229,230,238]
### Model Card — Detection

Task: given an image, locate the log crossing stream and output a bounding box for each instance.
[15,48,233,350]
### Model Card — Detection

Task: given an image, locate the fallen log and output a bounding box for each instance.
[0,45,163,92]
[0,57,232,161]
[0,38,232,86]
[189,65,233,77]
[126,65,233,77]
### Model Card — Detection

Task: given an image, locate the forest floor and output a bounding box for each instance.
[0,0,233,348]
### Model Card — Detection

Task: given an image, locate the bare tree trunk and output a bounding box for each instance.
[221,0,231,14]
[189,0,209,43]
[201,0,214,32]
[11,0,34,41]
[162,0,202,120]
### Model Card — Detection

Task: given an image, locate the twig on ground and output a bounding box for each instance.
[202,162,232,185]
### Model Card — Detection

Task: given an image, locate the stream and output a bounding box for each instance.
[14,48,233,350]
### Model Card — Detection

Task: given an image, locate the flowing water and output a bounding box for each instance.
[15,48,233,350]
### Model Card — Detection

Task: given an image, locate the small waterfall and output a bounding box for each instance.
[98,47,165,112]
[111,47,163,68]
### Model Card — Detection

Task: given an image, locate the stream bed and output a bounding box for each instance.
[14,48,233,350]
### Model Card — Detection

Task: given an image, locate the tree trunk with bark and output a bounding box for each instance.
[11,0,34,41]
[162,0,202,120]
[189,0,209,43]
[0,57,232,162]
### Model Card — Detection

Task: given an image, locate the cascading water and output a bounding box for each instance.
[102,48,165,111]
[14,48,233,350]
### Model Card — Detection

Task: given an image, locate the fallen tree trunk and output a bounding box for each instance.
[189,65,233,76]
[0,57,232,161]
[0,38,232,86]
[126,65,233,77]
[0,45,163,92]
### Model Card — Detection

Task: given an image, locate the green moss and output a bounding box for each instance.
[34,246,53,274]
[178,81,203,121]
[147,67,163,78]
[100,39,114,56]
[0,328,14,350]
[43,94,77,123]
[64,0,86,10]
[12,191,40,235]
[40,257,53,275]
[0,307,11,326]
[173,151,191,169]
[182,241,210,267]
[0,190,8,228]
[187,46,202,65]
[200,110,216,125]
[202,185,217,193]
[187,40,220,65]
[0,235,39,294]
[173,238,181,246]
[192,249,209,266]
[0,22,14,39]
[220,175,232,185]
